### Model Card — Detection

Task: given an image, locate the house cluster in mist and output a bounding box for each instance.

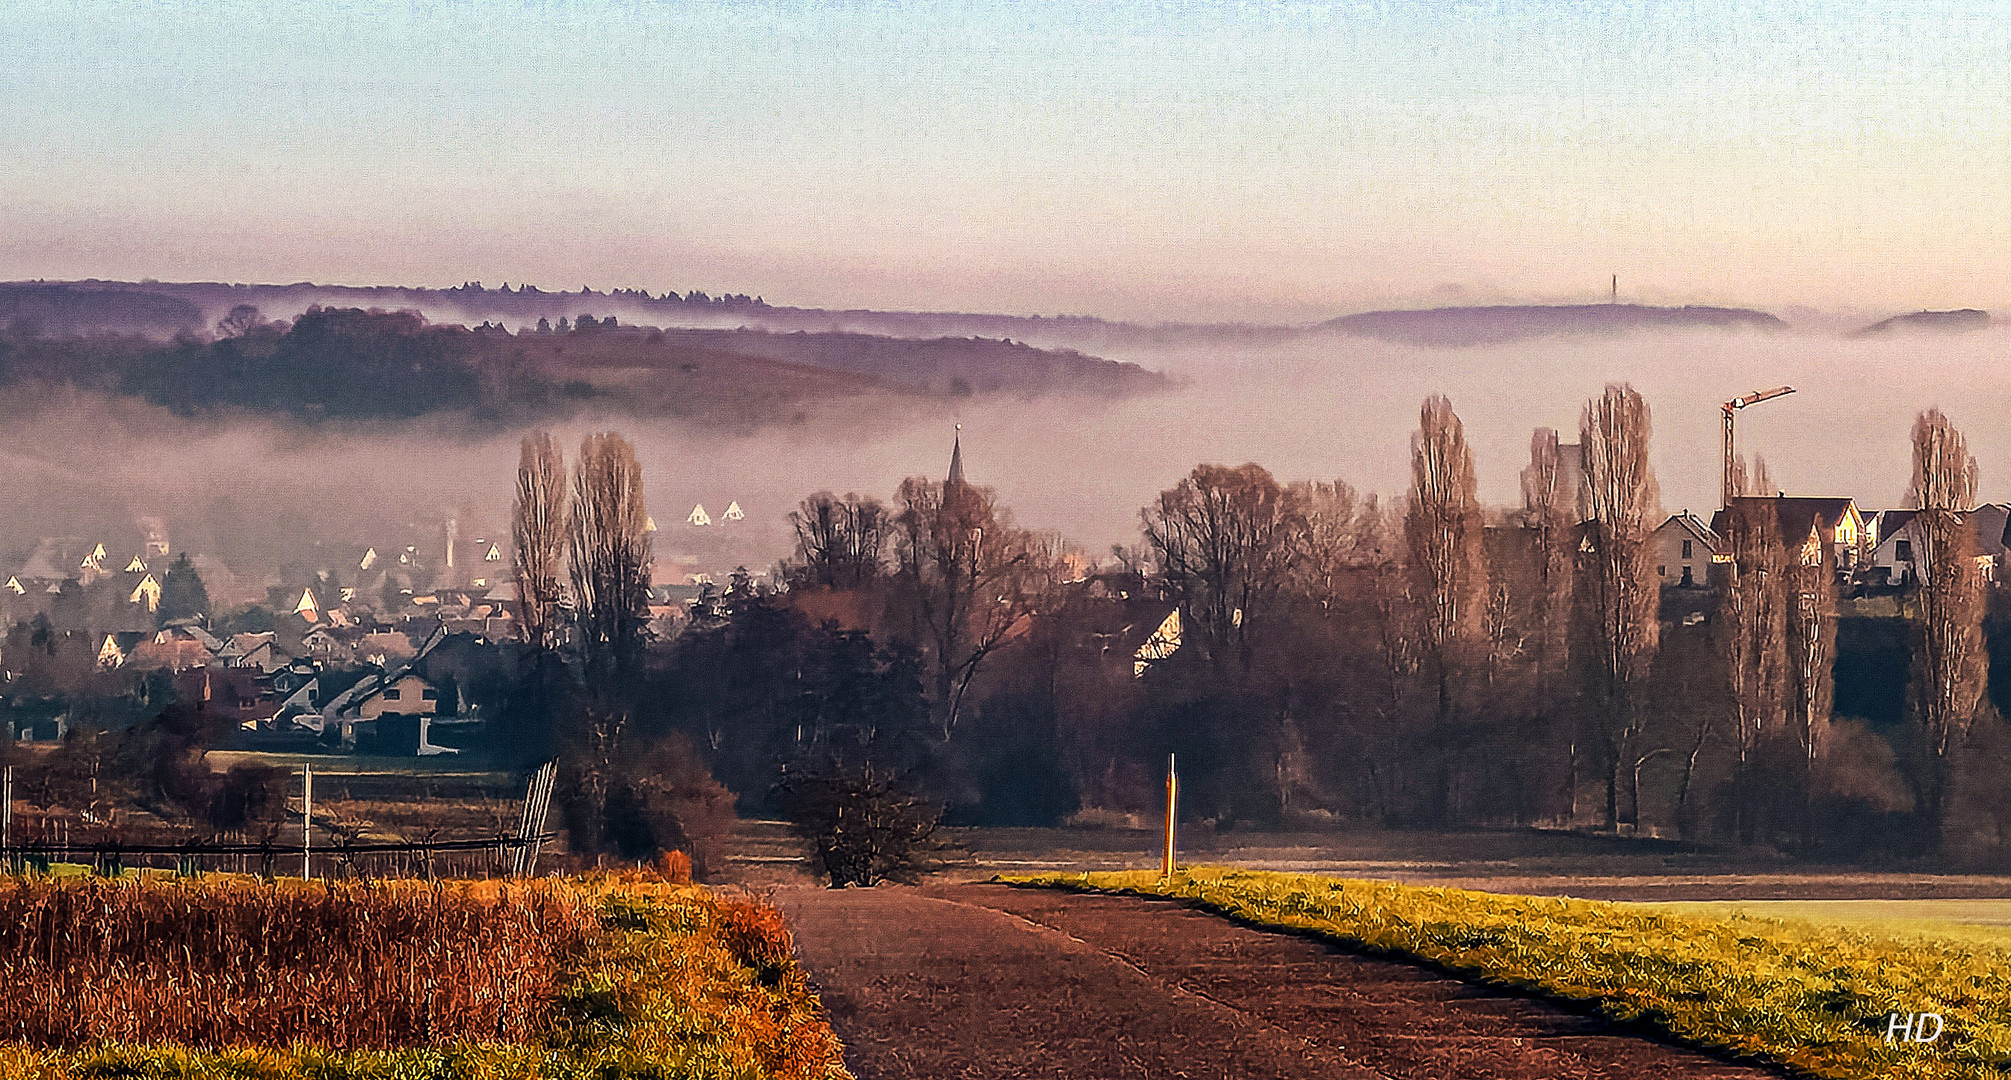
[0,502,766,756]
[1649,494,2010,595]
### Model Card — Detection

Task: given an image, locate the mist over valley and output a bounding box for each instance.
[1,279,2002,599]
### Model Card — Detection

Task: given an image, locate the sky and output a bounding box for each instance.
[4,1,2011,322]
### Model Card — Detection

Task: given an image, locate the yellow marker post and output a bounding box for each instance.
[1161,753,1178,880]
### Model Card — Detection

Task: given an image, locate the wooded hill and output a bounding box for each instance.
[0,296,1164,426]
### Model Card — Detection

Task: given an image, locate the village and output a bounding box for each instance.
[0,498,768,755]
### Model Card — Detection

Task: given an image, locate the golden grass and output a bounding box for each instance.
[1636,900,2011,949]
[0,876,594,1049]
[0,862,850,1080]
[1011,867,2011,1080]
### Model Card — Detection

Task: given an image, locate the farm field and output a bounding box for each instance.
[1637,899,2011,948]
[0,863,848,1080]
[1010,868,2011,1080]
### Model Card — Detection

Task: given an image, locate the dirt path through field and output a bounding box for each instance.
[780,882,1785,1079]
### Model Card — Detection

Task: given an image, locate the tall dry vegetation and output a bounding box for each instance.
[0,877,595,1050]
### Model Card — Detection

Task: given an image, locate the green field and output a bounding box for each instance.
[1013,868,2011,1080]
[1637,900,2011,949]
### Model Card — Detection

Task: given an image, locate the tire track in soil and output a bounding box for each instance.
[782,881,1791,1080]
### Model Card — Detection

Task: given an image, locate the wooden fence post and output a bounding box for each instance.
[2,765,12,871]
[301,764,314,880]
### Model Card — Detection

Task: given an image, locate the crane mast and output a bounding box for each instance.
[1722,386,1795,507]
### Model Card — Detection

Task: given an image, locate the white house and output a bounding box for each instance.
[1869,504,2011,586]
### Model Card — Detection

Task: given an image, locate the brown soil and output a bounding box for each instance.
[780,881,1787,1079]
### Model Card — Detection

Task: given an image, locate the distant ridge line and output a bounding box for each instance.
[1854,309,1990,336]
[1324,303,1786,348]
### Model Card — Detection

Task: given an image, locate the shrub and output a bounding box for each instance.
[777,764,940,887]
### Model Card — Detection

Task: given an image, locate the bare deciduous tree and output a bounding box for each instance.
[568,432,653,687]
[511,432,568,653]
[1786,512,1837,844]
[1907,408,1986,839]
[1729,452,1774,499]
[1143,463,1307,666]
[1403,396,1488,720]
[1578,384,1661,830]
[1714,496,1787,842]
[896,475,1055,739]
[788,491,891,589]
[1287,479,1387,611]
[1520,428,1575,683]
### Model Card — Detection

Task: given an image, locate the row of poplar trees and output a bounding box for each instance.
[507,431,733,861]
[1408,384,1988,851]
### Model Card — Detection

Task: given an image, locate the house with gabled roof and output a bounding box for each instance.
[1710,496,1868,575]
[228,632,287,674]
[128,573,161,612]
[322,623,451,749]
[1651,511,1722,589]
[1869,504,2011,586]
[127,637,212,672]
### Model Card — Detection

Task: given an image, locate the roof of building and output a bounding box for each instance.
[1658,510,1722,550]
[1709,496,1860,544]
[323,622,448,719]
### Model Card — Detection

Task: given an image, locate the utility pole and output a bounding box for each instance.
[1160,753,1179,880]
[1721,386,1796,507]
[1611,275,1618,303]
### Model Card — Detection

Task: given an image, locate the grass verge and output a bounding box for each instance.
[1008,867,2011,1080]
[0,869,849,1079]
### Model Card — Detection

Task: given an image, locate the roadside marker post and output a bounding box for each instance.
[2,764,12,871]
[301,764,314,880]
[1161,753,1178,880]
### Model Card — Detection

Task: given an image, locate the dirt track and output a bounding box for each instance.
[780,882,1785,1079]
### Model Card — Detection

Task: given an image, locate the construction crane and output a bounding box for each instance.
[1722,386,1796,507]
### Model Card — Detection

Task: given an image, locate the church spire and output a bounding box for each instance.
[947,424,967,487]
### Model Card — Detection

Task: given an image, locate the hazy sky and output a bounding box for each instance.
[5,1,2010,322]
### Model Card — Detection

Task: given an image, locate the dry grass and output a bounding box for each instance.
[0,855,850,1080]
[0,876,596,1049]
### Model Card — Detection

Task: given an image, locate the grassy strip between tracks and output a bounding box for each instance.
[1007,867,2011,1080]
[0,868,850,1080]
